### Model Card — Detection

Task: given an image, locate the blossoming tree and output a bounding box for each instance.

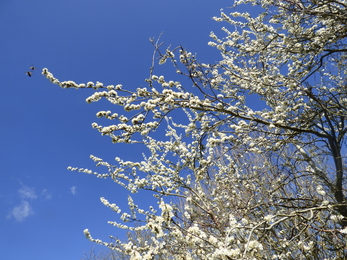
[44,0,347,259]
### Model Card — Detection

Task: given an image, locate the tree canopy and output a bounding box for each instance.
[44,0,347,259]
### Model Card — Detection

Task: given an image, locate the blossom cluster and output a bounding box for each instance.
[45,0,347,259]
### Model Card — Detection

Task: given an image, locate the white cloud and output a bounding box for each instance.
[7,184,51,222]
[7,200,34,222]
[70,186,77,195]
[18,185,37,200]
[41,189,52,200]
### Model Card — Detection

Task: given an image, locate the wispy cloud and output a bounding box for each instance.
[70,186,77,195]
[7,200,34,222]
[7,184,52,222]
[18,185,37,199]
[7,184,38,222]
[41,189,52,200]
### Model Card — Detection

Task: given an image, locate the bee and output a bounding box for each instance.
[25,66,37,77]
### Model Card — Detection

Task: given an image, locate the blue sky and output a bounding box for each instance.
[0,0,246,259]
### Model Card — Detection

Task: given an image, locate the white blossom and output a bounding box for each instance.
[45,1,347,258]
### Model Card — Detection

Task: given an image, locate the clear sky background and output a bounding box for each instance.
[0,1,246,259]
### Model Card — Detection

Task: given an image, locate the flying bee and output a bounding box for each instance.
[26,65,37,77]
